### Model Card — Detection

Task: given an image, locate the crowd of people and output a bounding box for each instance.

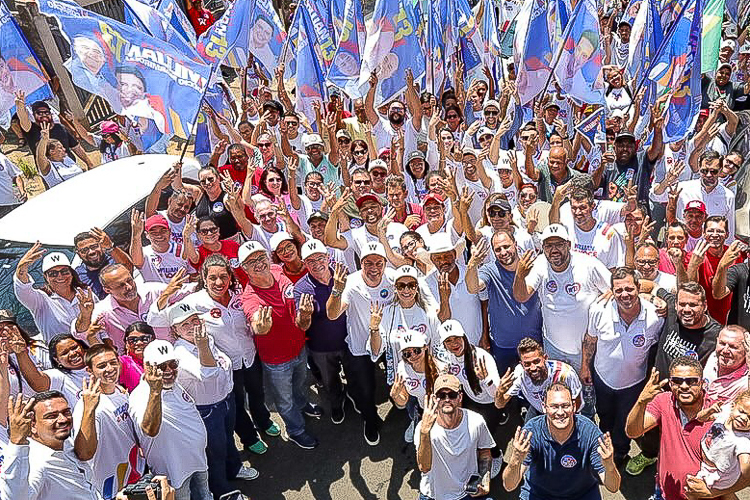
[0,0,750,499]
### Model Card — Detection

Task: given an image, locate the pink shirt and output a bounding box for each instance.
[119,355,144,392]
[703,353,749,408]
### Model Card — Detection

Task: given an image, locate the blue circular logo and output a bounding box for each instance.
[380,289,389,299]
[560,455,577,468]
[546,280,558,293]
[685,350,698,360]
[213,202,225,213]
[632,334,646,347]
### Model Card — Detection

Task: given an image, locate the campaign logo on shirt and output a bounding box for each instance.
[685,349,698,359]
[230,295,243,310]
[284,286,295,299]
[350,219,363,229]
[230,258,239,268]
[150,254,162,265]
[560,455,578,468]
[380,289,390,299]
[446,364,461,376]
[546,280,558,293]
[406,377,420,390]
[213,202,225,213]
[182,390,194,403]
[210,308,222,319]
[565,283,581,296]
[632,334,646,348]
[413,324,427,334]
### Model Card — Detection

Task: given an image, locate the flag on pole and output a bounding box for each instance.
[326,0,367,98]
[123,0,200,60]
[547,0,570,47]
[553,0,606,105]
[295,4,328,127]
[150,0,197,47]
[359,0,426,105]
[627,0,663,84]
[514,0,554,105]
[301,0,338,73]
[574,107,605,146]
[701,0,726,72]
[194,84,234,162]
[479,0,502,68]
[452,0,485,77]
[426,0,448,93]
[0,0,52,128]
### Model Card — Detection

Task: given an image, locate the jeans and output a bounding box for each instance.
[232,359,272,446]
[262,348,309,437]
[174,470,211,500]
[592,370,646,462]
[342,350,381,426]
[197,395,242,498]
[490,345,520,376]
[543,339,595,419]
[308,349,347,412]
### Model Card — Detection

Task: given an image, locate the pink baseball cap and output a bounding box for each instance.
[100,120,120,135]
[145,214,170,231]
[685,200,707,214]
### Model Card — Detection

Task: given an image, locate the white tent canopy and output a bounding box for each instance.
[0,154,201,247]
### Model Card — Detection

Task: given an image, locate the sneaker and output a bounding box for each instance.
[331,401,345,425]
[235,465,260,481]
[364,420,380,446]
[498,410,509,426]
[403,420,415,443]
[288,431,319,450]
[346,392,361,414]
[490,456,503,479]
[625,453,657,476]
[218,490,246,500]
[264,422,281,437]
[244,440,268,455]
[303,403,324,418]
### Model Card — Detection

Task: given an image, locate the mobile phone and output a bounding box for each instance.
[465,474,482,495]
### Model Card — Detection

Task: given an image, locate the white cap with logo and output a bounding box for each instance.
[301,239,327,260]
[438,319,467,343]
[42,252,72,272]
[540,223,571,242]
[143,340,177,364]
[238,241,267,264]
[360,241,386,259]
[168,301,199,325]
[398,330,428,350]
[269,231,293,252]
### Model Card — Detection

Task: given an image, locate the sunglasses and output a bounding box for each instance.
[46,268,72,278]
[338,138,351,144]
[306,181,322,188]
[371,170,386,178]
[402,347,422,360]
[670,376,701,387]
[126,335,153,344]
[435,390,459,400]
[200,177,217,185]
[158,360,179,371]
[353,149,367,156]
[700,168,719,176]
[446,114,459,119]
[258,142,272,148]
[484,110,499,116]
[199,227,219,235]
[488,209,508,217]
[353,179,371,186]
[395,282,417,291]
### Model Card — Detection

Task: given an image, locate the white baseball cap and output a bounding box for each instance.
[427,232,464,255]
[302,133,324,148]
[238,241,267,264]
[438,319,466,343]
[394,265,419,282]
[301,239,327,260]
[360,241,386,260]
[167,301,199,325]
[42,252,72,273]
[269,231,293,252]
[143,340,177,365]
[399,330,428,350]
[540,223,571,242]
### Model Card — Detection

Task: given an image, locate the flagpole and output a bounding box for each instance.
[180,69,214,163]
[428,1,434,95]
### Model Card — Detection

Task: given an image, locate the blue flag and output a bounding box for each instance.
[574,107,605,146]
[196,0,287,72]
[301,0,338,74]
[329,0,346,39]
[426,0,448,93]
[553,0,606,105]
[123,0,200,61]
[359,0,426,105]
[628,0,663,85]
[150,0,196,47]
[296,4,327,127]
[0,0,52,128]
[452,0,484,78]
[326,0,367,98]
[479,0,502,68]
[40,0,211,139]
[194,84,234,162]
[514,0,553,105]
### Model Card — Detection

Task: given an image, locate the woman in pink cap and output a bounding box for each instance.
[69,117,138,163]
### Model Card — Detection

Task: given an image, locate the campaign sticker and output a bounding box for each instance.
[560,455,577,468]
[213,202,225,213]
[210,308,222,319]
[685,350,698,359]
[546,280,558,293]
[565,283,581,295]
[632,334,646,347]
[380,289,390,299]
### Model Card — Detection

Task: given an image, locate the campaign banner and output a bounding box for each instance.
[40,0,212,139]
[326,0,367,98]
[0,0,52,127]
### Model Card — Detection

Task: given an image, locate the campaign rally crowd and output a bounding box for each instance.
[1,0,750,498]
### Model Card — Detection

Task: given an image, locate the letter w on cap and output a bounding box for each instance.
[50,255,61,262]
[179,304,191,312]
[158,345,169,355]
[368,243,378,251]
[444,323,453,332]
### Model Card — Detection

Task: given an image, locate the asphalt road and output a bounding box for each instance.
[223,368,723,500]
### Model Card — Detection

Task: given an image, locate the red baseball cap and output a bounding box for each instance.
[355,193,383,209]
[145,214,170,231]
[422,193,445,207]
[684,200,707,214]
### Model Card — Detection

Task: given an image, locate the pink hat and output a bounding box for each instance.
[100,120,120,135]
[145,214,169,231]
[685,200,707,214]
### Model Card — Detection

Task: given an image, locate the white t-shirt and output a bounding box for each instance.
[654,271,677,293]
[47,367,87,406]
[455,168,500,225]
[508,359,582,413]
[341,268,396,356]
[525,252,611,355]
[342,223,408,261]
[568,220,626,269]
[674,179,736,242]
[372,117,418,160]
[173,338,234,405]
[139,244,192,284]
[424,265,483,345]
[397,358,446,408]
[416,409,496,500]
[699,409,750,489]
[0,153,21,206]
[43,157,84,188]
[587,299,664,390]
[72,388,144,497]
[157,210,187,246]
[443,346,499,404]
[129,380,207,489]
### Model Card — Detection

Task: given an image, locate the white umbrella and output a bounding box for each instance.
[0,154,201,246]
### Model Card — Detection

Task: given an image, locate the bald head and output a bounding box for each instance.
[548,147,568,176]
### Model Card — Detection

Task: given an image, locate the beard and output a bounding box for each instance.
[389,113,405,126]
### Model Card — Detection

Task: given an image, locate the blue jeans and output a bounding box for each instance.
[174,470,211,500]
[262,348,309,437]
[542,339,595,419]
[232,359,273,447]
[197,395,242,498]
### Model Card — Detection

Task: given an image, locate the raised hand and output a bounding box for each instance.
[76,287,95,318]
[696,402,722,423]
[369,301,384,329]
[183,214,197,239]
[509,426,532,463]
[438,272,452,301]
[8,394,34,445]
[18,241,45,271]
[420,394,439,434]
[516,249,535,278]
[497,368,513,396]
[469,237,490,266]
[162,268,188,300]
[193,320,209,347]
[91,227,114,252]
[131,208,145,236]
[597,432,615,466]
[144,362,164,393]
[689,239,709,267]
[332,262,348,292]
[81,377,102,411]
[298,293,315,317]
[637,368,667,405]
[474,354,488,380]
[719,240,743,268]
[255,305,273,334]
[40,121,51,140]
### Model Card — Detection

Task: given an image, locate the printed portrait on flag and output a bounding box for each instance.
[64,34,120,110]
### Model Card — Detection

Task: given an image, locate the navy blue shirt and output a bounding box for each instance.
[293,270,348,352]
[479,260,543,349]
[75,255,114,300]
[521,414,605,500]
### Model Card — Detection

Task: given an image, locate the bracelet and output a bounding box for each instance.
[331,288,343,298]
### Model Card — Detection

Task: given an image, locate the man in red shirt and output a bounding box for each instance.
[239,241,321,449]
[688,215,743,324]
[625,356,712,500]
[185,0,214,36]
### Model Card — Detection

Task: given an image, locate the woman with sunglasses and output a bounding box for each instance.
[368,265,441,386]
[9,332,88,405]
[14,244,93,343]
[470,194,536,265]
[253,166,302,226]
[270,232,307,284]
[183,215,249,287]
[438,319,504,474]
[175,165,241,240]
[390,330,442,442]
[119,322,154,392]
[147,254,278,455]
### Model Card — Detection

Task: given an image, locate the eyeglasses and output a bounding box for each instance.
[353,179,371,186]
[402,347,422,360]
[435,390,459,400]
[670,376,701,387]
[338,138,351,144]
[484,110,499,117]
[306,181,322,188]
[244,254,267,267]
[158,360,179,371]
[286,121,299,127]
[390,107,405,113]
[199,227,219,235]
[700,168,720,176]
[46,268,71,278]
[353,149,367,156]
[635,259,658,266]
[126,335,153,344]
[371,170,386,178]
[34,109,52,116]
[200,177,216,185]
[395,281,417,291]
[488,209,508,217]
[258,142,272,148]
[446,114,459,119]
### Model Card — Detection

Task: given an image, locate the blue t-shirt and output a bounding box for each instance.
[75,255,114,300]
[521,414,605,500]
[478,260,543,349]
[293,271,348,352]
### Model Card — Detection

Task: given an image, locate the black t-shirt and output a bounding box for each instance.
[726,263,750,329]
[23,123,78,162]
[654,288,722,376]
[194,190,239,240]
